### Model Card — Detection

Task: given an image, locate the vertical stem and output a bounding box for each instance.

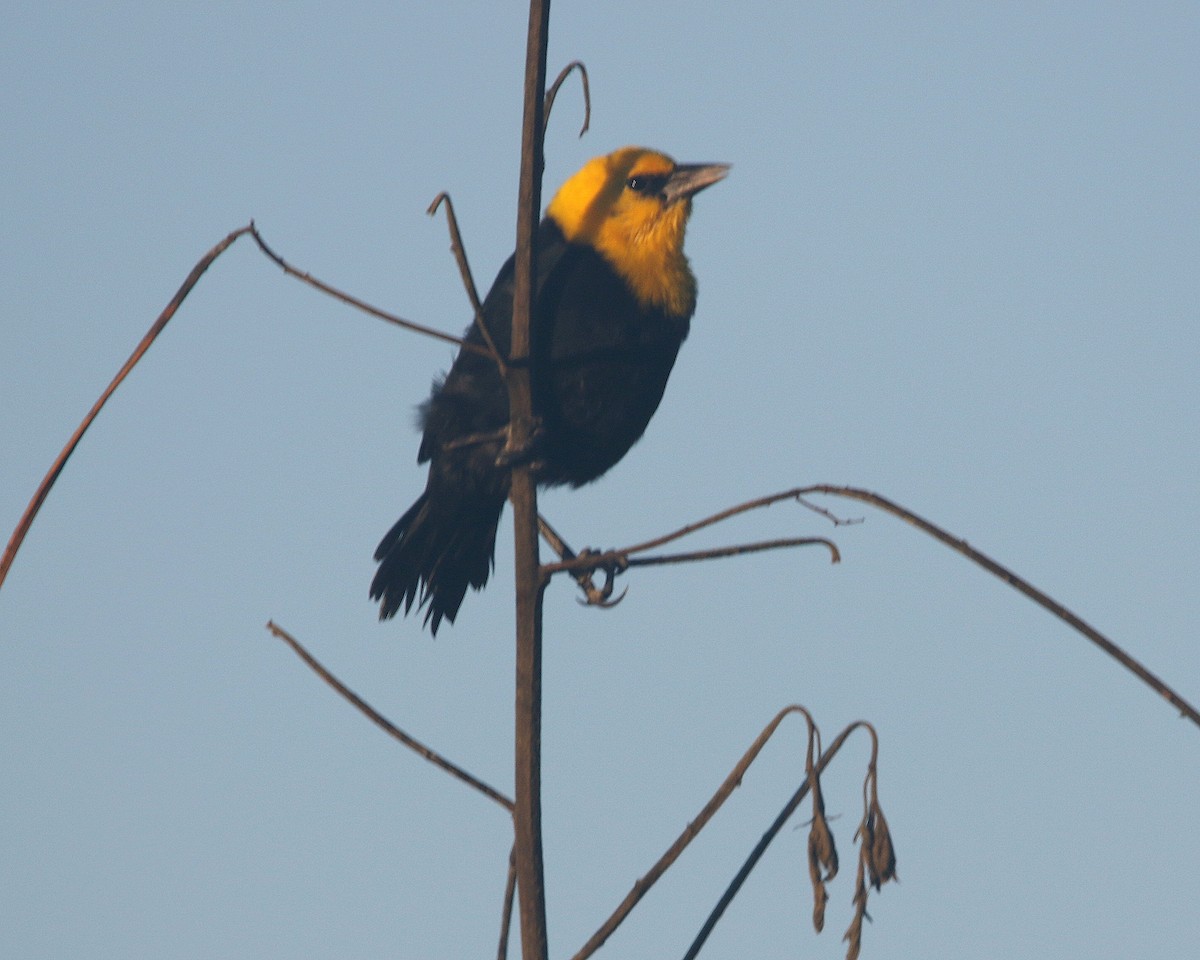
[510,3,551,960]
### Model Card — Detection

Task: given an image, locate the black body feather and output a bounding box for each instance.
[371,219,689,633]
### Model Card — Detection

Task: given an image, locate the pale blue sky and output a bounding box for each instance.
[2,4,1197,959]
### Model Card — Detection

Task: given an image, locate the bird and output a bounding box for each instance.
[371,146,728,633]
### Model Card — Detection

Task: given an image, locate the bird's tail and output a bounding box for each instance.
[370,485,505,634]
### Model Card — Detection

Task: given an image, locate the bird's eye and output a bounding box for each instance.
[626,174,667,196]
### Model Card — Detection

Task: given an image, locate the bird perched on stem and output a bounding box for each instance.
[372,146,728,633]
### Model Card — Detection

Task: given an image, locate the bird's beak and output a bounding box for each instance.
[663,163,731,205]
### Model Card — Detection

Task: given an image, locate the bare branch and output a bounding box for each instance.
[545,536,839,580]
[497,845,518,960]
[806,484,1200,730]
[265,621,513,812]
[543,60,590,138]
[1,224,253,593]
[248,222,493,358]
[510,3,553,959]
[602,488,818,560]
[543,481,1199,729]
[427,192,507,374]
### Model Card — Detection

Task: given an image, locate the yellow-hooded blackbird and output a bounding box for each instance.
[372,146,728,632]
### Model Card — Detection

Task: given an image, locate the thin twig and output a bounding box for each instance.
[543,60,590,137]
[612,488,815,559]
[681,721,869,960]
[427,192,507,374]
[0,224,253,593]
[571,706,824,960]
[248,222,493,358]
[497,845,518,960]
[265,621,513,812]
[545,536,840,580]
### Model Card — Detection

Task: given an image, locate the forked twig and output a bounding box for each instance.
[538,493,842,610]
[546,536,840,580]
[571,706,831,960]
[265,621,513,812]
[0,224,254,592]
[550,483,1198,729]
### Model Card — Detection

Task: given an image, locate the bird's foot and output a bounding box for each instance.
[495,417,545,470]
[574,549,629,608]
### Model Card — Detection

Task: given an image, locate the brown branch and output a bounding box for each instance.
[805,484,1200,730]
[0,224,253,593]
[265,621,514,812]
[628,536,840,568]
[543,482,1198,729]
[544,536,840,580]
[497,845,518,960]
[543,60,590,138]
[571,706,824,960]
[510,3,552,960]
[537,495,841,608]
[427,192,507,374]
[607,488,815,559]
[248,222,493,358]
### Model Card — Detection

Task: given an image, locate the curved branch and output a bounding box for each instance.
[266,621,514,812]
[543,60,590,138]
[589,536,840,574]
[427,192,507,374]
[611,488,814,558]
[1,224,253,592]
[807,484,1200,730]
[543,482,1198,729]
[248,222,493,358]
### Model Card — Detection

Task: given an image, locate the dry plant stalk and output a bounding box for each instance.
[507,4,553,960]
[265,621,513,811]
[0,224,253,591]
[677,719,896,960]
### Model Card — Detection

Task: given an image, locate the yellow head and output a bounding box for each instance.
[546,146,729,317]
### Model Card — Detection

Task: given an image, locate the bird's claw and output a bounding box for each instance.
[574,550,629,608]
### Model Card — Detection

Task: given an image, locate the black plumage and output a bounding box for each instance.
[371,147,727,632]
